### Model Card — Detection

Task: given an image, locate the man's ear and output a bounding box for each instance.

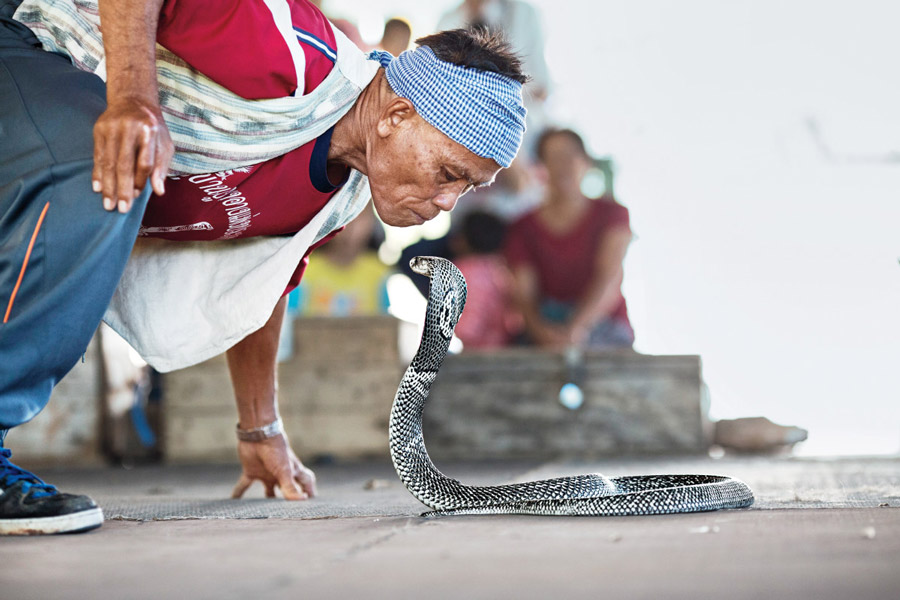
[376,97,416,138]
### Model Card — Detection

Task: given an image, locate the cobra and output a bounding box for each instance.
[389,256,755,516]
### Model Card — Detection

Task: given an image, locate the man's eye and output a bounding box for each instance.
[442,168,460,182]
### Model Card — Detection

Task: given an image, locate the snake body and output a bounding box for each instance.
[389,256,754,516]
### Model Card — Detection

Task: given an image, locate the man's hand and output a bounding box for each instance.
[92,97,173,213]
[95,0,171,213]
[232,434,317,500]
[225,298,315,501]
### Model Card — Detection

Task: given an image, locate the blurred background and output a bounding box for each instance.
[320,0,899,456]
[6,3,897,592]
[13,0,899,464]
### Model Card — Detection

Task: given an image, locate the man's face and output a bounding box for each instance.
[366,101,501,227]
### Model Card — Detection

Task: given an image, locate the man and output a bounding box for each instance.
[0,0,527,535]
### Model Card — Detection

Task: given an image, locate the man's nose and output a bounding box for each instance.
[432,192,458,212]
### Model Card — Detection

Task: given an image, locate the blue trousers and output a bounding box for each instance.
[0,9,149,437]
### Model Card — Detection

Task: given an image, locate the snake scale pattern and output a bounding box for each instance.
[390,256,755,516]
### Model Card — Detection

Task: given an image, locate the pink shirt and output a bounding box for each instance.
[454,255,519,350]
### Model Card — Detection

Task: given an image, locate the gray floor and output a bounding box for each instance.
[2,456,899,599]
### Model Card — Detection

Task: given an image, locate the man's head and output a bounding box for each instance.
[365,28,528,227]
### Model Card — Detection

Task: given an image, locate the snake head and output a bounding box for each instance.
[410,256,468,339]
[409,256,436,277]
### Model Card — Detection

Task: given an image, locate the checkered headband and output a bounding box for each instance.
[371,47,527,168]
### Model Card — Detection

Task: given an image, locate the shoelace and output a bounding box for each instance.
[0,448,58,498]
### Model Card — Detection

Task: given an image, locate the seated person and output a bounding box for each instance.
[504,128,634,349]
[453,211,520,350]
[294,203,390,317]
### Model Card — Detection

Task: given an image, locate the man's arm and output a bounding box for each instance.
[94,0,174,213]
[566,226,632,345]
[227,296,317,500]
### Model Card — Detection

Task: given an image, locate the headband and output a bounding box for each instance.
[370,47,527,168]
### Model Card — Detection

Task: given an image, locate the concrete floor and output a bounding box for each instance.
[1,457,898,599]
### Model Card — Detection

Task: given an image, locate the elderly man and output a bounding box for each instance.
[0,0,527,535]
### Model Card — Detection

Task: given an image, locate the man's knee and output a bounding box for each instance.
[0,46,106,168]
[24,58,107,162]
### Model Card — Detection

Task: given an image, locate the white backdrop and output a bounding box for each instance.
[325,0,900,456]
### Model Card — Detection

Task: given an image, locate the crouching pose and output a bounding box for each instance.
[0,0,527,534]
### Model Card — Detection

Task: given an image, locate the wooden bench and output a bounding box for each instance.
[163,315,708,462]
[163,316,405,462]
[424,349,708,460]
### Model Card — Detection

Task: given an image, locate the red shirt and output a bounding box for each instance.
[142,0,346,292]
[157,0,336,99]
[504,197,632,324]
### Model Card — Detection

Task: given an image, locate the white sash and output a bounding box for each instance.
[104,172,371,372]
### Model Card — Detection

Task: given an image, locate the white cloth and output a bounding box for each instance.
[376,47,526,168]
[437,0,549,158]
[102,27,377,371]
[105,172,371,372]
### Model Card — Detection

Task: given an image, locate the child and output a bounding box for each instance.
[453,211,520,350]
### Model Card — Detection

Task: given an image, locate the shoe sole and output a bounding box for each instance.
[0,507,103,535]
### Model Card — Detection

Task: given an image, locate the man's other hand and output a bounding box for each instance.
[92,97,173,213]
[231,434,317,501]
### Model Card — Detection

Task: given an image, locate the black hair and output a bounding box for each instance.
[535,128,589,163]
[461,210,507,254]
[415,27,529,84]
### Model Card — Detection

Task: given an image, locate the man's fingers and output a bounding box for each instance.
[295,466,317,498]
[231,474,253,499]
[95,127,119,211]
[151,130,174,196]
[91,132,104,201]
[92,99,172,208]
[150,165,166,197]
[114,130,139,213]
[278,473,307,501]
[133,124,155,198]
[264,482,277,498]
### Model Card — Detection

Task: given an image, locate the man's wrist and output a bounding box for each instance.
[236,417,284,442]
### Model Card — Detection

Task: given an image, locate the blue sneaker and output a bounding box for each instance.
[0,448,103,535]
